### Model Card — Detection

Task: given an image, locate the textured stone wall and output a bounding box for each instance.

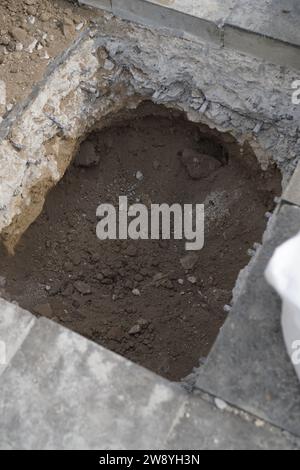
[0,15,299,253]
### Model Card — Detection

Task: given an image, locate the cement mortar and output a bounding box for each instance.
[0,15,299,252]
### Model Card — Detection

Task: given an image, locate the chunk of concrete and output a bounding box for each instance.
[166,394,300,450]
[0,318,186,450]
[196,205,300,437]
[0,298,35,377]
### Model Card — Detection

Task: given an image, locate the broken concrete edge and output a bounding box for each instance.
[0,297,299,449]
[80,0,300,70]
[0,19,299,255]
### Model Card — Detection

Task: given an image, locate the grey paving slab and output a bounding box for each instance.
[283,163,300,207]
[196,204,300,437]
[166,394,300,450]
[224,0,300,69]
[227,0,300,48]
[0,317,186,450]
[111,0,222,45]
[0,298,35,377]
[138,0,237,24]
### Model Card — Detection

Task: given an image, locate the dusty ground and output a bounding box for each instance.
[0,0,102,112]
[0,103,281,380]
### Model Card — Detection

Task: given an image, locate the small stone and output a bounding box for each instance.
[135,171,144,181]
[27,39,38,53]
[178,279,184,285]
[10,27,28,45]
[75,23,84,31]
[255,419,265,428]
[74,281,91,295]
[129,324,142,335]
[104,59,115,71]
[187,276,197,284]
[125,245,137,257]
[33,303,53,317]
[40,12,51,22]
[214,398,228,411]
[180,253,199,271]
[132,288,141,296]
[223,304,231,313]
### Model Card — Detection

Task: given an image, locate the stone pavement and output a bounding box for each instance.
[0,298,299,450]
[80,0,300,69]
[196,204,300,437]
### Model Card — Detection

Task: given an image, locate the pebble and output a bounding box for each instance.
[135,171,144,181]
[74,281,92,295]
[129,324,142,335]
[132,288,141,296]
[10,27,28,45]
[180,253,199,271]
[187,276,197,284]
[214,398,228,411]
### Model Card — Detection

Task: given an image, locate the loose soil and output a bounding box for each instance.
[0,0,102,110]
[0,103,281,381]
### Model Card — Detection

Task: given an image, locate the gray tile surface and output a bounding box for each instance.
[196,205,300,437]
[166,394,300,450]
[0,318,186,450]
[0,298,35,377]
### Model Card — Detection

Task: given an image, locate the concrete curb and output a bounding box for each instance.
[79,0,300,70]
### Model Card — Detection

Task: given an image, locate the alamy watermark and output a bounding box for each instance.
[292,80,300,105]
[96,196,204,251]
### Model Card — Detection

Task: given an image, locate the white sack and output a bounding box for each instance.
[265,232,300,381]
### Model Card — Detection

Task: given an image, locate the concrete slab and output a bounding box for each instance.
[0,318,186,450]
[283,163,300,207]
[111,0,222,45]
[0,298,35,377]
[196,205,300,437]
[227,0,300,48]
[225,0,300,69]
[80,0,300,68]
[166,394,300,450]
[136,0,237,24]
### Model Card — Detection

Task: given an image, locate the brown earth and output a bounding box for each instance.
[0,0,102,109]
[0,103,281,380]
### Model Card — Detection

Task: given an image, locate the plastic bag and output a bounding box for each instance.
[265,232,300,381]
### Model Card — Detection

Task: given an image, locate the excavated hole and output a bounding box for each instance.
[0,102,282,381]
